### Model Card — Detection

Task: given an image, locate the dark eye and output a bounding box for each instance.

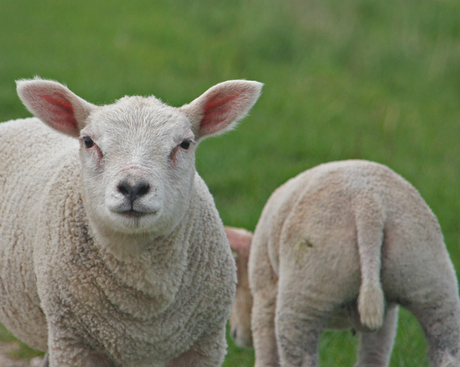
[84,136,94,149]
[180,139,191,150]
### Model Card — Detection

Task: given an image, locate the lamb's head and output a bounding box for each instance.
[225,226,254,349]
[16,79,263,237]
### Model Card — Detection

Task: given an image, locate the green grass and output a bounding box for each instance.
[1,0,460,365]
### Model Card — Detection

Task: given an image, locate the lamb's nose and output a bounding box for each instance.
[118,180,150,202]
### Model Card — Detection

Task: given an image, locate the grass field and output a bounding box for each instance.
[1,0,460,365]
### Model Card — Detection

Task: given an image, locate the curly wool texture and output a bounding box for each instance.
[0,119,241,365]
[0,118,236,367]
[0,77,262,366]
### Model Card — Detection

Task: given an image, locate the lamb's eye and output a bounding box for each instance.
[84,136,94,149]
[180,139,191,150]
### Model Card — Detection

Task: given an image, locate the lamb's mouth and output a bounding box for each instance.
[118,209,156,219]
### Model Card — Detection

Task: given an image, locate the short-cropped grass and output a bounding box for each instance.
[1,0,460,365]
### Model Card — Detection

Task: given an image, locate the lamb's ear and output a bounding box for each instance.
[181,80,263,141]
[16,78,96,138]
[224,226,253,257]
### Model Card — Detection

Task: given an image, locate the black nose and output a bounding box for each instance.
[118,180,150,202]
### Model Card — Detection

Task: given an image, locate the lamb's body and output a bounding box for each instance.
[0,118,234,365]
[0,78,263,366]
[228,160,460,367]
[0,118,54,348]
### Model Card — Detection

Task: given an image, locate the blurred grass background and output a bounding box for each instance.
[1,0,460,365]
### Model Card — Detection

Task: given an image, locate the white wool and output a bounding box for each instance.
[0,78,262,367]
[227,160,460,367]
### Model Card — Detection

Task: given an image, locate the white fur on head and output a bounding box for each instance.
[180,80,263,141]
[16,78,96,138]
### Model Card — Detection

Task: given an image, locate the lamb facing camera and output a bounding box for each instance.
[226,160,460,367]
[0,78,262,367]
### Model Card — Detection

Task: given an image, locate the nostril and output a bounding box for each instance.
[118,181,132,197]
[135,182,150,197]
[118,182,130,196]
[118,180,150,201]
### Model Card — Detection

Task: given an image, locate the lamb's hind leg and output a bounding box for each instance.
[275,309,323,367]
[354,304,399,367]
[275,283,334,367]
[252,287,280,367]
[409,297,460,367]
[405,268,460,367]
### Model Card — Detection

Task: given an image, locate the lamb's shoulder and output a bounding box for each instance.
[189,171,237,275]
[185,173,237,309]
[32,152,87,302]
[189,173,232,253]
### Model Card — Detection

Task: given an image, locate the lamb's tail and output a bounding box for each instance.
[355,194,386,331]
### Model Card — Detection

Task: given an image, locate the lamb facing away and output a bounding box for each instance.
[0,78,262,367]
[225,160,460,367]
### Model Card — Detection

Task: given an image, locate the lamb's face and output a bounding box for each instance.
[17,78,263,237]
[80,97,196,235]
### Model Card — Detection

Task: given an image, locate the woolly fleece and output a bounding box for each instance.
[228,160,460,367]
[0,78,262,367]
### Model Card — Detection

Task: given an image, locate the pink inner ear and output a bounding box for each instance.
[200,94,239,136]
[40,94,78,134]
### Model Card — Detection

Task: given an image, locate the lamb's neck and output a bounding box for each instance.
[92,219,189,264]
[83,220,191,314]
[96,228,164,260]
